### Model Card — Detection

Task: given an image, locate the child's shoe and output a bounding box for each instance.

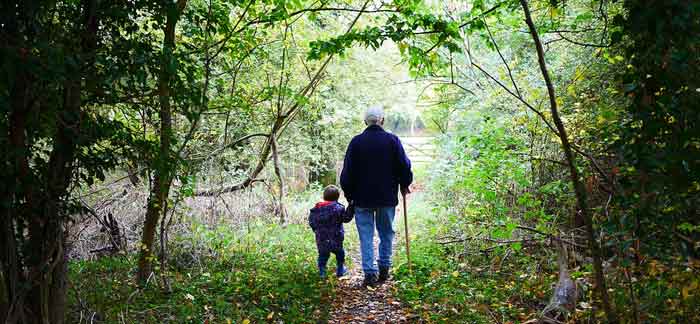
[319,267,327,279]
[336,265,348,277]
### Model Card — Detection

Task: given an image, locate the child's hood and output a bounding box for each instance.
[311,201,342,210]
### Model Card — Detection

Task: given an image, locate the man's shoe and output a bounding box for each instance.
[319,268,327,279]
[363,273,378,287]
[378,266,390,282]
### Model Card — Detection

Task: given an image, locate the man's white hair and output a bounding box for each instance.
[364,105,385,125]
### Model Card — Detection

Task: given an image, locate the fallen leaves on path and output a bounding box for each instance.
[328,235,417,324]
[328,272,417,324]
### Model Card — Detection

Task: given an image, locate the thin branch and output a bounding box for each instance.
[276,23,289,117]
[235,2,392,36]
[519,0,616,321]
[284,6,397,14]
[206,132,270,158]
[448,223,586,249]
[423,39,443,54]
[472,62,560,137]
[447,54,475,95]
[208,0,255,59]
[195,178,266,196]
[278,0,371,131]
[514,152,568,166]
[484,19,522,98]
[459,2,506,30]
[515,225,584,248]
[556,31,610,48]
[197,0,371,196]
[387,1,506,36]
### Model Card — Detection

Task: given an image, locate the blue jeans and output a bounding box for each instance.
[355,207,395,275]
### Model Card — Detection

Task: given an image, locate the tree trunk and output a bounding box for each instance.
[0,191,18,323]
[31,0,99,322]
[1,0,99,321]
[137,0,188,285]
[270,135,287,225]
[2,66,30,324]
[1,0,98,322]
[519,0,617,322]
[4,56,34,324]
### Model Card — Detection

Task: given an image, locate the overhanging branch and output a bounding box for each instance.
[194,1,372,197]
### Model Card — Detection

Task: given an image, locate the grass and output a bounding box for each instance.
[68,223,337,323]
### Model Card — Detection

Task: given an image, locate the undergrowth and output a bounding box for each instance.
[393,232,700,323]
[391,191,700,323]
[68,189,700,323]
[68,223,336,323]
[392,198,560,323]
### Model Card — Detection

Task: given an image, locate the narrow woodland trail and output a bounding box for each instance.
[327,239,416,323]
[327,200,418,323]
[325,138,429,323]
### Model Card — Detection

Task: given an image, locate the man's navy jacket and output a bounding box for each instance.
[340,125,413,208]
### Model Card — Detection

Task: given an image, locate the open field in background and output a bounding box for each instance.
[400,136,437,165]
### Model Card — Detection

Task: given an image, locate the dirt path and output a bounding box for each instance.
[328,222,417,323]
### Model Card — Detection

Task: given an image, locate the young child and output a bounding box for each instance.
[308,185,353,278]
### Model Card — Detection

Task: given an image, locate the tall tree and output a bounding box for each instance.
[519,0,616,321]
[137,0,189,284]
[0,0,125,321]
[614,0,700,257]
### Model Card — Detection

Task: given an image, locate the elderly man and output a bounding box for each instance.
[340,105,413,287]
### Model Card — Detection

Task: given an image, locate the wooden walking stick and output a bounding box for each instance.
[402,192,412,274]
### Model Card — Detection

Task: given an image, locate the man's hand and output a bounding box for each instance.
[401,186,411,195]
